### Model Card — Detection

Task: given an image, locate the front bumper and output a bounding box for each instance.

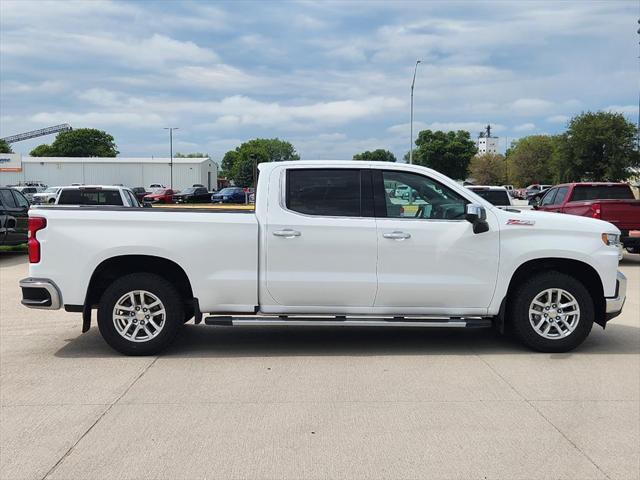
[19,278,62,310]
[604,271,627,321]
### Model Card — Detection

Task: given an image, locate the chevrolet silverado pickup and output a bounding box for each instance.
[534,182,640,253]
[20,161,627,355]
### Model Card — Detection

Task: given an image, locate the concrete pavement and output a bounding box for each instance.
[1,252,638,480]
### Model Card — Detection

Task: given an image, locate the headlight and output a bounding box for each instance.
[601,233,620,246]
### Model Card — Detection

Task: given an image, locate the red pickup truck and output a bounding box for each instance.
[534,182,640,253]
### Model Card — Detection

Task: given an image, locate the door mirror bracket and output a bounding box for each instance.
[465,204,489,234]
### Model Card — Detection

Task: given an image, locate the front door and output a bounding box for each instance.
[264,168,377,309]
[373,169,500,314]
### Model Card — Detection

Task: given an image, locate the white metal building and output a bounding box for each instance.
[476,124,499,155]
[0,156,217,190]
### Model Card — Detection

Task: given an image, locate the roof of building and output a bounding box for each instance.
[22,157,212,164]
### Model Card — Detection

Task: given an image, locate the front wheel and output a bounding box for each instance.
[509,271,594,352]
[97,273,184,355]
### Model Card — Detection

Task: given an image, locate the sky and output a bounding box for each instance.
[0,0,638,163]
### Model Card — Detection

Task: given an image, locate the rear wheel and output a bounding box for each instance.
[97,273,183,355]
[510,271,594,352]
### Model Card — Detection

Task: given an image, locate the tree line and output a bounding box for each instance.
[4,110,636,188]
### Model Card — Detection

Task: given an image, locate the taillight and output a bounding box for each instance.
[590,203,601,219]
[28,217,47,263]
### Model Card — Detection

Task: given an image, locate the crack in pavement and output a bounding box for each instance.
[40,356,160,480]
[474,352,612,480]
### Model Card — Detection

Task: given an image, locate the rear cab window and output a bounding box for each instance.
[570,185,635,202]
[57,189,124,206]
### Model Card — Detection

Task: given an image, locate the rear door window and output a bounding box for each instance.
[0,189,17,208]
[286,169,362,217]
[553,186,569,205]
[12,191,29,208]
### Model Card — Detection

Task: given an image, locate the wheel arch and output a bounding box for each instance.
[85,254,194,309]
[501,257,605,329]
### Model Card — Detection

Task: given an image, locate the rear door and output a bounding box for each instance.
[0,189,28,244]
[264,167,378,308]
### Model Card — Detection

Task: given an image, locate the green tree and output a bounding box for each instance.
[413,130,477,180]
[29,144,56,156]
[551,111,639,182]
[507,135,556,187]
[29,128,118,157]
[353,149,396,162]
[175,152,209,158]
[468,153,507,185]
[222,138,300,187]
[0,139,13,153]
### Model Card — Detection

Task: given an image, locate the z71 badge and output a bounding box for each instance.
[506,219,535,226]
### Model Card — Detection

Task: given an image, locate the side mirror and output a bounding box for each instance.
[465,203,489,234]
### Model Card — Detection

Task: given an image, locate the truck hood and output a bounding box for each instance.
[493,207,620,235]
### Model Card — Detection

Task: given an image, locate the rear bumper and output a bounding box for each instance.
[620,231,640,249]
[19,278,61,310]
[604,271,626,321]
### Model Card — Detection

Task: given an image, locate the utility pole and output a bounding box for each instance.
[164,127,179,189]
[409,59,421,164]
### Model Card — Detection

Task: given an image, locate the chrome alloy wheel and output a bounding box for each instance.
[529,288,580,340]
[113,290,166,343]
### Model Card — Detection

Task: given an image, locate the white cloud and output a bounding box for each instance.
[604,105,637,115]
[546,115,570,124]
[514,123,536,132]
[509,98,554,115]
[30,111,166,129]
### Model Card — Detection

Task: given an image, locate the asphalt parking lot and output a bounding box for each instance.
[1,253,638,480]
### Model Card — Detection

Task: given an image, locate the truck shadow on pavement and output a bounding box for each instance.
[55,321,640,358]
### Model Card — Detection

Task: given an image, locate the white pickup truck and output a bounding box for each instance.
[20,161,626,355]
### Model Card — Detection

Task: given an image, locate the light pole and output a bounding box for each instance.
[409,59,421,164]
[164,127,179,189]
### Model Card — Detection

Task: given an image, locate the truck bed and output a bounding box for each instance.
[28,206,259,312]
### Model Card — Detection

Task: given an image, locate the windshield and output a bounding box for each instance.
[44,187,58,193]
[219,188,238,194]
[182,188,197,194]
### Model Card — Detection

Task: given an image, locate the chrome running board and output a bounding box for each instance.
[204,316,492,328]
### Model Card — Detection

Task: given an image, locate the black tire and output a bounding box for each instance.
[48,198,55,204]
[97,273,184,355]
[509,271,594,353]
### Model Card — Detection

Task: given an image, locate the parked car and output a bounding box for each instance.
[31,187,62,204]
[466,186,512,207]
[533,182,640,253]
[211,187,246,203]
[525,184,552,200]
[20,161,627,355]
[0,187,29,246]
[173,187,211,204]
[12,186,44,203]
[143,188,175,204]
[149,184,166,189]
[131,187,149,202]
[56,186,141,207]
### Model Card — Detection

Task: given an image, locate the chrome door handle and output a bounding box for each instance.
[383,231,411,240]
[273,229,301,238]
